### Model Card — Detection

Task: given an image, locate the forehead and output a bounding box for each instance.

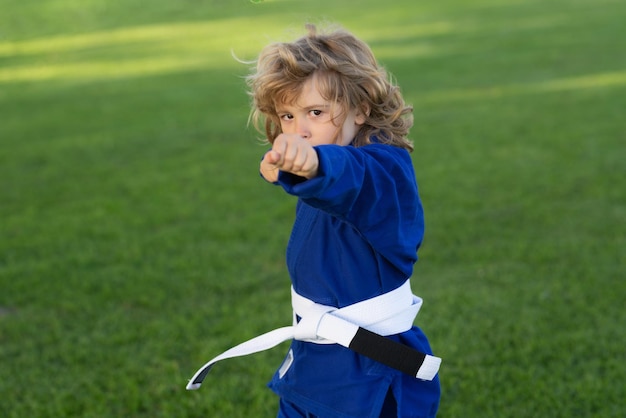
[276,77,331,110]
[296,78,327,107]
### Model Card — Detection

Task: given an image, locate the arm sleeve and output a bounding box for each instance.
[278,144,424,265]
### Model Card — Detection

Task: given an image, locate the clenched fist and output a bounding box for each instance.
[260,134,319,183]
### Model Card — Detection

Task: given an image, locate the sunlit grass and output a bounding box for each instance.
[0,14,448,84]
[4,0,620,86]
[417,70,626,103]
[0,17,284,83]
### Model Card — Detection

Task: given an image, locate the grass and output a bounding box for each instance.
[1,0,625,416]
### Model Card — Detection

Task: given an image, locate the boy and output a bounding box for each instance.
[188,24,441,417]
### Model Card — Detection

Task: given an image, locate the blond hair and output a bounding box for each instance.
[246,24,414,151]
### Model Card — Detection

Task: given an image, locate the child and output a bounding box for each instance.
[187,24,441,417]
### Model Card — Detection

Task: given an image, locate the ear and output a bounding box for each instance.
[355,104,369,125]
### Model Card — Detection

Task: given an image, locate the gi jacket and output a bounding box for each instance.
[268,142,440,418]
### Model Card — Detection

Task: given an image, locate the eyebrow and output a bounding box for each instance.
[276,104,331,113]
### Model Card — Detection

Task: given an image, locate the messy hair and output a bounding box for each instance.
[246,24,414,151]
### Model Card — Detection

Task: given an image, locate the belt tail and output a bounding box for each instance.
[316,311,441,381]
[348,328,441,381]
[186,326,295,390]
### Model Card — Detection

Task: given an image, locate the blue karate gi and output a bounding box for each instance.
[267,141,441,417]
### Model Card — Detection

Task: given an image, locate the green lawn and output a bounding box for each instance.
[1,0,624,416]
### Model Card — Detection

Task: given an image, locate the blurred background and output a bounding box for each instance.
[1,0,624,416]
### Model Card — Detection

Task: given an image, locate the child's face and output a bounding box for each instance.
[276,77,365,147]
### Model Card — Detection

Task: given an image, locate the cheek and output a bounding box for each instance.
[279,122,292,134]
[338,122,359,145]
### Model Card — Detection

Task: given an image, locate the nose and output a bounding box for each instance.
[295,117,310,139]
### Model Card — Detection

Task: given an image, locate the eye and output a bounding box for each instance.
[280,113,294,121]
[310,109,323,117]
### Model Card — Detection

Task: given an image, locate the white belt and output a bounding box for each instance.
[186,280,441,390]
[291,279,420,343]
